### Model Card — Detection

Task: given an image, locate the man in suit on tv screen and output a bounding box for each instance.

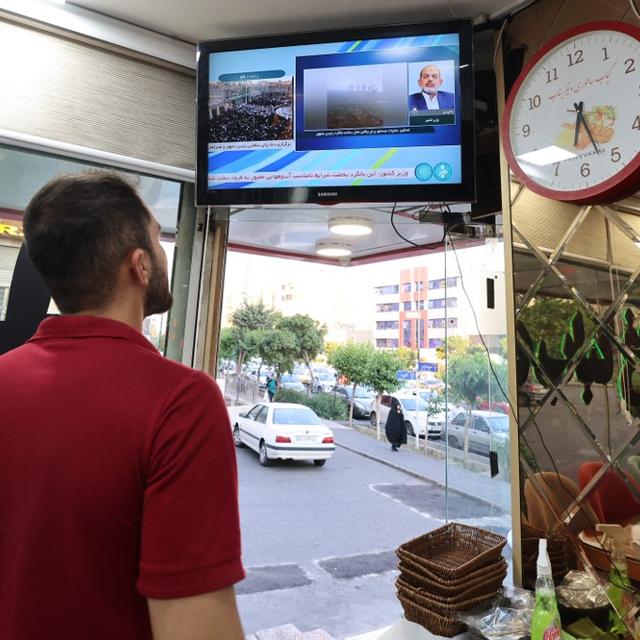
[408,64,455,112]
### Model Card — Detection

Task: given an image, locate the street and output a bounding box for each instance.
[232,412,511,639]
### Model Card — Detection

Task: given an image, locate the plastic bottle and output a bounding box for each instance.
[596,524,638,638]
[531,538,563,640]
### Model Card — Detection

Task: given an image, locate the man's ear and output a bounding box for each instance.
[130,248,151,286]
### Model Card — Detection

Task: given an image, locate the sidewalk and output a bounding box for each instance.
[226,404,511,510]
[330,422,511,510]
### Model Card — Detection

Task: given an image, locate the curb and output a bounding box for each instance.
[333,439,499,509]
[333,440,439,486]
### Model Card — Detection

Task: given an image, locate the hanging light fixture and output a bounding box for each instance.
[315,242,352,258]
[328,217,373,236]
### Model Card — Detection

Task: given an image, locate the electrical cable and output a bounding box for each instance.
[389,201,448,250]
[446,228,640,598]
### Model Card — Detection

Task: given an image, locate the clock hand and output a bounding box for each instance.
[573,101,583,148]
[578,109,600,155]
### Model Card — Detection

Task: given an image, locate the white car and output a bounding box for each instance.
[369,392,445,438]
[233,402,335,467]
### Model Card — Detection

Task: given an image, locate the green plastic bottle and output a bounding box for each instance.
[531,538,563,640]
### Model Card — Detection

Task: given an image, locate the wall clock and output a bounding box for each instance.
[502,21,640,204]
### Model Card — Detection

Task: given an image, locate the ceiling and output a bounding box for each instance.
[67,0,531,43]
[224,205,483,266]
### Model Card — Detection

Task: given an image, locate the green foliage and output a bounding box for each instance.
[328,342,373,386]
[251,328,297,377]
[365,349,404,395]
[278,314,326,393]
[272,388,307,404]
[435,335,482,362]
[218,327,237,361]
[278,314,326,364]
[272,388,347,420]
[306,393,348,420]
[426,392,445,417]
[229,300,278,372]
[519,297,593,359]
[395,346,416,370]
[447,350,490,406]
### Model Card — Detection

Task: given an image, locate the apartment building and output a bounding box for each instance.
[373,242,506,360]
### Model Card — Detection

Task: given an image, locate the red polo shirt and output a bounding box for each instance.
[0,316,244,639]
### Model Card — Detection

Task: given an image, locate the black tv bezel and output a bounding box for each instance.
[196,19,475,207]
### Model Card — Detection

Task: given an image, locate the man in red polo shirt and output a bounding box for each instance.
[0,172,245,639]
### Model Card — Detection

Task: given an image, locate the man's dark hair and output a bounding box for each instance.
[23,171,152,314]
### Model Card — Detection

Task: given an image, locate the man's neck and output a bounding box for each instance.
[69,306,144,332]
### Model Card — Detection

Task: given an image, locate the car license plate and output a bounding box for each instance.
[296,435,318,443]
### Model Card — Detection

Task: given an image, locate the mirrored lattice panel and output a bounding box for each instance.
[512,193,640,615]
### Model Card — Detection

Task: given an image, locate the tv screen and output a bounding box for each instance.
[196,20,475,206]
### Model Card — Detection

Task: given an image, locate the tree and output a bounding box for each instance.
[251,328,297,381]
[395,346,416,370]
[278,314,326,395]
[229,300,277,373]
[519,297,592,358]
[329,342,373,427]
[365,349,405,439]
[447,350,490,458]
[218,327,238,362]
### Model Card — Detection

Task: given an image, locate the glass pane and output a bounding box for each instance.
[0,144,181,353]
[443,237,513,570]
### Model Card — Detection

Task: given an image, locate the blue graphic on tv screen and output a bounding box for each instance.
[433,162,452,181]
[414,163,433,181]
[206,32,463,190]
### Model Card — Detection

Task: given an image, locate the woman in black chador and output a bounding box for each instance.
[385,398,407,451]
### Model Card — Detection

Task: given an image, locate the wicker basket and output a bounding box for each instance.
[397,524,507,579]
[397,591,465,637]
[398,560,507,598]
[397,577,498,617]
[396,574,503,606]
[397,552,508,589]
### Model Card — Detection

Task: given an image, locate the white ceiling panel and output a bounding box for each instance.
[68,0,530,43]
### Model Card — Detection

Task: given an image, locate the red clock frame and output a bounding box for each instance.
[501,21,640,205]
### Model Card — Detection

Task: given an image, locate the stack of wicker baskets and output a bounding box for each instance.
[395,523,508,637]
[521,523,568,590]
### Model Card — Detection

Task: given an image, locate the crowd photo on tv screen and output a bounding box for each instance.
[208,79,293,143]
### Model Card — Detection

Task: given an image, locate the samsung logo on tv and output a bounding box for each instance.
[317,191,339,198]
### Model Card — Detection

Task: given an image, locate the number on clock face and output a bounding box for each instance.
[504,23,640,203]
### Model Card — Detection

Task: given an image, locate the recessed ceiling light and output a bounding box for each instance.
[328,217,373,236]
[315,242,352,258]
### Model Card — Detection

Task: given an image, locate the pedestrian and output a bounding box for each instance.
[0,172,245,639]
[385,398,408,451]
[267,375,277,401]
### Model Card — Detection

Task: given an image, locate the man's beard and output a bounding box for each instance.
[144,253,173,317]
[422,87,437,96]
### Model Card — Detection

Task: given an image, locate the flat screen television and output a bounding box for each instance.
[196,20,475,206]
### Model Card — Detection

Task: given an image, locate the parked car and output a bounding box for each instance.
[293,365,312,385]
[312,371,337,394]
[334,385,375,418]
[369,392,445,438]
[233,402,335,467]
[445,410,510,456]
[279,374,306,393]
[519,380,548,405]
[476,397,510,414]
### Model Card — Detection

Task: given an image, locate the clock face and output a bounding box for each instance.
[503,22,640,204]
